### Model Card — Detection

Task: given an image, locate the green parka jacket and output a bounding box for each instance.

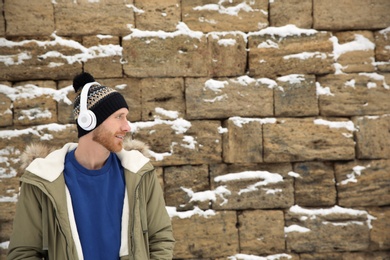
[7,141,175,260]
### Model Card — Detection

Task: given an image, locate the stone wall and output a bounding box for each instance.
[0,0,389,259]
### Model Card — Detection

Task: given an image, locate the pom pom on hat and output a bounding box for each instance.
[72,72,129,138]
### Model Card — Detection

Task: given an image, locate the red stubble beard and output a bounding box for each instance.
[92,124,126,153]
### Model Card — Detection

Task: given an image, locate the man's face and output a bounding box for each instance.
[92,108,130,152]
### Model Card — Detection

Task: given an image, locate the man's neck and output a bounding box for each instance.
[74,137,110,170]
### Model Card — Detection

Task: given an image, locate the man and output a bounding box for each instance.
[7,72,175,260]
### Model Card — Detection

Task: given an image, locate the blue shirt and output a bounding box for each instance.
[64,150,125,260]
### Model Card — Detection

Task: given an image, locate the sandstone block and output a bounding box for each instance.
[275,75,319,117]
[98,78,142,122]
[132,120,222,166]
[263,118,355,162]
[208,33,247,77]
[318,74,390,116]
[294,162,336,206]
[164,165,210,210]
[182,0,268,32]
[0,82,13,126]
[0,2,5,36]
[210,163,294,210]
[238,210,285,255]
[134,0,180,32]
[140,77,185,121]
[270,0,312,28]
[4,0,54,36]
[122,33,210,77]
[335,160,390,207]
[248,30,334,78]
[57,80,75,124]
[375,28,390,62]
[54,0,133,36]
[186,77,274,120]
[285,205,371,252]
[171,210,238,258]
[354,115,390,159]
[333,31,376,73]
[368,207,390,251]
[313,0,390,30]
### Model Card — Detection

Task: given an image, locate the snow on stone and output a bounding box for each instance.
[257,39,279,49]
[314,119,356,132]
[0,193,18,203]
[331,34,375,61]
[228,253,292,260]
[18,108,52,120]
[338,165,367,185]
[0,241,9,250]
[230,117,277,127]
[249,24,318,38]
[125,4,145,14]
[131,118,192,135]
[204,79,229,93]
[283,51,327,60]
[359,72,390,89]
[316,82,334,97]
[285,224,311,233]
[277,74,305,84]
[193,2,257,16]
[344,79,356,88]
[114,84,127,90]
[218,126,228,134]
[0,123,72,140]
[154,107,179,119]
[167,206,216,219]
[218,38,237,46]
[288,171,301,178]
[181,136,197,149]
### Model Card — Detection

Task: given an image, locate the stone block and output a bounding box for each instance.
[285,205,371,253]
[186,77,274,120]
[210,163,294,210]
[238,210,285,255]
[0,82,13,127]
[0,1,4,36]
[333,31,376,73]
[335,160,390,207]
[313,0,390,30]
[270,0,312,28]
[318,74,390,116]
[208,33,247,77]
[248,30,334,78]
[134,0,180,32]
[263,118,355,163]
[275,75,319,117]
[164,164,210,210]
[368,207,390,251]
[0,36,82,81]
[132,119,222,166]
[182,0,268,32]
[4,0,54,36]
[98,78,142,123]
[122,33,210,77]
[375,28,390,62]
[57,80,75,124]
[54,0,133,36]
[294,162,336,206]
[140,77,185,121]
[354,115,390,159]
[171,210,238,258]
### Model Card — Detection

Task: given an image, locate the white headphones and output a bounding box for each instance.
[77,82,100,131]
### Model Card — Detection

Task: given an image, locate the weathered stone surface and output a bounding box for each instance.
[335,160,390,207]
[354,115,390,160]
[294,162,336,206]
[263,118,355,163]
[140,77,185,121]
[300,251,390,260]
[318,74,390,117]
[285,205,371,252]
[275,75,319,117]
[0,82,13,127]
[333,31,376,73]
[0,1,5,36]
[98,78,142,123]
[210,163,294,210]
[222,118,263,163]
[375,28,390,62]
[238,210,285,255]
[313,0,390,30]
[132,120,222,166]
[164,164,210,210]
[208,33,247,77]
[248,31,334,78]
[0,36,82,81]
[368,207,390,251]
[57,80,75,124]
[171,210,238,258]
[186,77,274,120]
[182,0,268,32]
[134,0,180,32]
[122,33,210,77]
[270,0,312,28]
[54,0,133,36]
[4,0,54,36]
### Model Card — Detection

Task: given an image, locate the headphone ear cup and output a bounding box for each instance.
[78,109,97,131]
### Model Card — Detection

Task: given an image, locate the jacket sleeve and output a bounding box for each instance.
[7,182,46,260]
[143,169,175,259]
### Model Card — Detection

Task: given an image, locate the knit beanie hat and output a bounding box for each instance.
[72,72,128,138]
